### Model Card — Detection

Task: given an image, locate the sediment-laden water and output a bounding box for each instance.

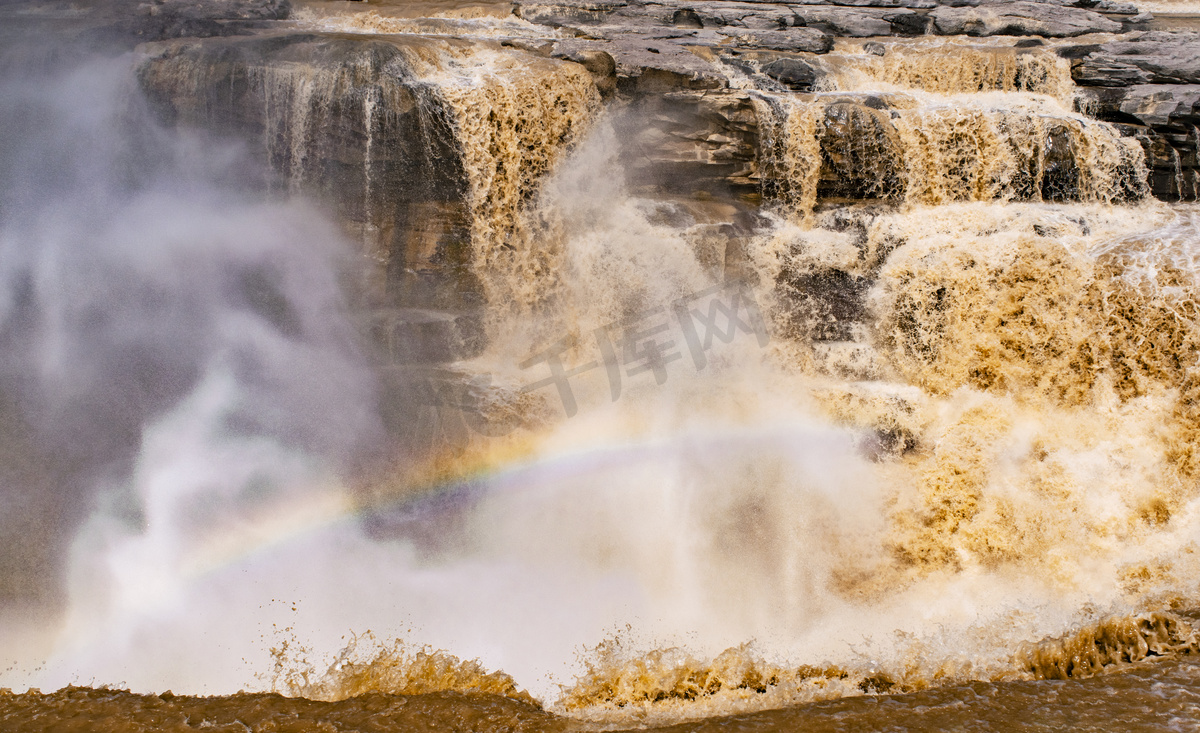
[3,0,1200,730]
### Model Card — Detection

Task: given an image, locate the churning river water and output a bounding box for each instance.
[3,0,1200,730]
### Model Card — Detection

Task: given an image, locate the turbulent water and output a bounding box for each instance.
[6,655,1200,731]
[5,1,1200,731]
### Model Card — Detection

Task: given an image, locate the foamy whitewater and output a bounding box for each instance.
[3,5,1200,730]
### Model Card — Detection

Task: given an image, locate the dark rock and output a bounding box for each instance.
[617,90,760,197]
[885,10,933,35]
[122,0,293,41]
[931,2,1121,37]
[555,36,726,91]
[672,8,705,27]
[1057,43,1102,60]
[137,33,488,310]
[1071,32,1200,87]
[942,0,1141,14]
[815,0,934,8]
[1041,122,1079,201]
[568,0,914,38]
[501,38,556,56]
[1076,83,1200,200]
[780,269,871,343]
[1076,87,1146,124]
[692,3,795,30]
[720,27,834,53]
[514,0,629,26]
[762,57,820,90]
[792,7,897,37]
[1116,85,1200,129]
[1119,12,1155,32]
[1145,133,1194,200]
[864,41,887,55]
[0,0,293,55]
[1072,57,1155,86]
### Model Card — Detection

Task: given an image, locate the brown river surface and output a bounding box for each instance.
[4,655,1200,731]
[5,0,1200,731]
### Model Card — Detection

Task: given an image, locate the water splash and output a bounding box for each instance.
[9,9,1200,731]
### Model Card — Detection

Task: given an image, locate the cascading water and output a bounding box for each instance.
[353,31,1200,726]
[754,43,1147,216]
[5,2,1200,731]
[411,45,601,315]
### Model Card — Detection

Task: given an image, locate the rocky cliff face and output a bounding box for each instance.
[137,33,475,306]
[508,0,1190,201]
[5,0,1195,370]
[1066,32,1200,200]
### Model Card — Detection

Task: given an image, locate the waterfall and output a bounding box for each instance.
[6,3,1200,730]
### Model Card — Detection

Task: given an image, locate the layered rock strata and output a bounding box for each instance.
[5,0,1197,375]
[1065,32,1200,200]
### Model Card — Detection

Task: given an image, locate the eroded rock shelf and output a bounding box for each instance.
[4,0,1196,374]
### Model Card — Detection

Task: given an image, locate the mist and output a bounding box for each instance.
[4,7,1200,727]
[0,48,384,678]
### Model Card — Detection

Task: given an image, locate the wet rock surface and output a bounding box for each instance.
[617,90,761,196]
[930,2,1122,37]
[0,0,292,56]
[1067,31,1200,86]
[512,0,1190,199]
[136,33,481,315]
[6,0,1199,372]
[1067,31,1200,199]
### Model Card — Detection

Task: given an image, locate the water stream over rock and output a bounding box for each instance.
[3,0,1200,730]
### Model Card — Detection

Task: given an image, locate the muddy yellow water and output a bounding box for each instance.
[5,654,1200,731]
[7,0,1200,731]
